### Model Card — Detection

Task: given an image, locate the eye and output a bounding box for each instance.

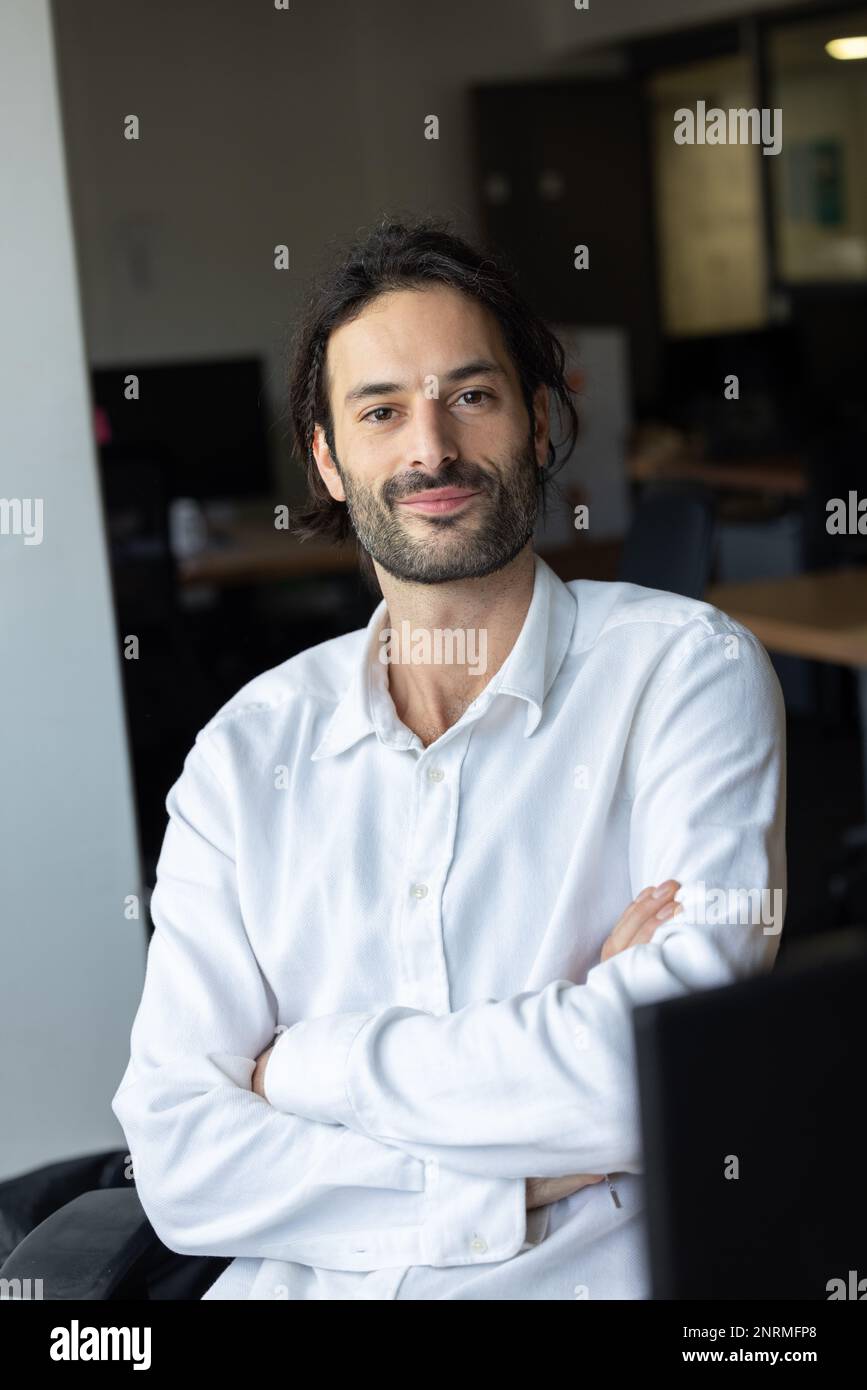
[455,389,491,407]
[361,406,397,424]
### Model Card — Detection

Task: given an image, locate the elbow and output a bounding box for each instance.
[130,1163,217,1258]
[113,1113,216,1259]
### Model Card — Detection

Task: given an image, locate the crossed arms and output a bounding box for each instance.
[112,629,785,1270]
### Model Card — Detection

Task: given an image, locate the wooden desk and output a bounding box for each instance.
[629,451,806,497]
[179,519,358,587]
[707,567,867,810]
[706,568,867,668]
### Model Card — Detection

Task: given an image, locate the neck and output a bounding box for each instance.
[374,544,536,747]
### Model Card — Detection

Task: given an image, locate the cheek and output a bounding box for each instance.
[464,419,503,450]
[341,466,394,512]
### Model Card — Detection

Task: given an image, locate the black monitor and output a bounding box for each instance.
[634,928,867,1299]
[90,356,274,501]
[659,324,808,458]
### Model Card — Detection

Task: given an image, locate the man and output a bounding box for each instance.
[112,217,786,1300]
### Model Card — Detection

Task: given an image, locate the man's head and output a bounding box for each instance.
[286,217,578,590]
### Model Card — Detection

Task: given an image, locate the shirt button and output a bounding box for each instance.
[410,883,429,899]
[426,766,445,782]
[470,1235,488,1254]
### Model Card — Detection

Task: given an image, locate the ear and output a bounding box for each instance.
[311,423,346,502]
[530,385,550,470]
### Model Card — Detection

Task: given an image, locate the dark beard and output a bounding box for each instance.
[334,437,540,584]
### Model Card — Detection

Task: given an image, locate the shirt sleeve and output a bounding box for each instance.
[111,732,527,1271]
[263,625,787,1181]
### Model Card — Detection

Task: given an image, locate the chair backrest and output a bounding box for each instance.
[618,484,715,600]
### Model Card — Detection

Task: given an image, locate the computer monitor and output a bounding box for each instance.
[659,325,807,459]
[90,356,274,502]
[634,928,867,1299]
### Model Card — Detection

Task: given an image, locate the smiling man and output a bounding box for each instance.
[112,216,786,1300]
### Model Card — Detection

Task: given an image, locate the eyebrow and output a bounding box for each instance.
[343,358,506,406]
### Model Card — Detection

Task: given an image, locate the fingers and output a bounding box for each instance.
[604,883,676,955]
[601,880,683,962]
[526,1173,606,1209]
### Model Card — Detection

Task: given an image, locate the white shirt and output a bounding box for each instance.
[111,552,786,1300]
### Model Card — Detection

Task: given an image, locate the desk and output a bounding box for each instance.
[629,451,806,496]
[179,519,358,587]
[707,567,867,809]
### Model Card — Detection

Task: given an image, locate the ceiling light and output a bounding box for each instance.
[825,36,867,59]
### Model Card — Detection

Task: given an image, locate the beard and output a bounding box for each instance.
[333,434,540,584]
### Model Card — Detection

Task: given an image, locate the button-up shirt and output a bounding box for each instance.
[111,552,786,1300]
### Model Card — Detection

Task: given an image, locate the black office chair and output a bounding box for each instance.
[618,482,716,600]
[0,1182,227,1300]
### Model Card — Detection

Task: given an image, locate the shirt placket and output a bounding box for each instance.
[398,725,473,1017]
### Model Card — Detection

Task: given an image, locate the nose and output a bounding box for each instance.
[402,397,460,472]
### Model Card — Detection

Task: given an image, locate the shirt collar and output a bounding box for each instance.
[311,552,577,760]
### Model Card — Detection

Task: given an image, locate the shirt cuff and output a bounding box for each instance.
[420,1160,528,1267]
[263,1011,374,1124]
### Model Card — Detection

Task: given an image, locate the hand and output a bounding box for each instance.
[525,881,683,1211]
[251,1041,275,1099]
[526,1173,605,1209]
[599,879,682,965]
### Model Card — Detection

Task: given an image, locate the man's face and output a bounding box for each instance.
[311,285,549,583]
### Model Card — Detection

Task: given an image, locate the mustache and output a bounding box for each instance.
[383,461,493,505]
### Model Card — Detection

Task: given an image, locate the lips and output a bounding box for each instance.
[396,488,481,514]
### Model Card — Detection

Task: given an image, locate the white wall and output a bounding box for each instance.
[0,0,145,1180]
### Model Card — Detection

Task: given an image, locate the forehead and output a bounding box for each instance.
[325,284,515,399]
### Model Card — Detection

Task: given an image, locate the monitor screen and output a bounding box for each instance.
[659,325,807,458]
[90,356,274,501]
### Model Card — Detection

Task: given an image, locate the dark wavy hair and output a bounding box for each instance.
[284,214,580,565]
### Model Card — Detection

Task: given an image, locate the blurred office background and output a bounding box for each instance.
[3,0,867,1179]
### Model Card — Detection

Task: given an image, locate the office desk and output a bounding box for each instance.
[628,449,806,497]
[179,519,358,587]
[707,567,867,809]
